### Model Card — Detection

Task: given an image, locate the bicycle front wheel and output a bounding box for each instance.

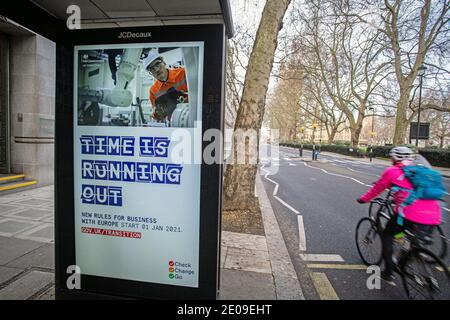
[355,217,383,266]
[400,248,450,300]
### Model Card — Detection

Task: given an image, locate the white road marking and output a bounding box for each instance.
[320,157,377,174]
[300,254,344,262]
[337,159,377,166]
[273,184,279,196]
[284,158,291,161]
[307,264,368,270]
[332,159,366,167]
[260,165,272,178]
[310,272,339,300]
[289,163,296,166]
[298,215,307,251]
[275,196,300,214]
[326,162,380,177]
[443,207,450,213]
[344,166,378,177]
[331,159,348,164]
[261,163,301,215]
[279,146,389,167]
[303,162,372,187]
[264,175,279,191]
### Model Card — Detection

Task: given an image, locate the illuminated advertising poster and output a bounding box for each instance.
[73,42,203,287]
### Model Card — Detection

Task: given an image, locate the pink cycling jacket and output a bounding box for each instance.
[360,162,441,225]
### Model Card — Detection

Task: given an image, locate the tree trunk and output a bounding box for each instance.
[349,115,364,147]
[289,128,296,141]
[393,90,411,145]
[328,127,337,144]
[223,0,292,211]
[350,126,362,148]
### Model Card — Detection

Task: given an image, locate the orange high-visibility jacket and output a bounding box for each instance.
[149,67,188,111]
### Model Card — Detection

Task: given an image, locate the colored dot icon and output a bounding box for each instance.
[168,260,175,279]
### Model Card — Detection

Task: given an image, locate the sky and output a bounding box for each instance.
[229,0,286,92]
[228,0,450,116]
[230,0,264,30]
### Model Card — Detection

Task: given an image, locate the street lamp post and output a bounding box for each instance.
[369,107,375,162]
[416,65,427,147]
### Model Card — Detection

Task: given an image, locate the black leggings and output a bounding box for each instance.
[382,217,435,275]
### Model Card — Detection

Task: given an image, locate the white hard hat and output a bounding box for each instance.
[389,146,413,162]
[143,51,163,71]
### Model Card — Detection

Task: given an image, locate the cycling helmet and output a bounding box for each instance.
[389,146,413,162]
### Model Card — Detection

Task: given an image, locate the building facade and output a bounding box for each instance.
[0,20,55,187]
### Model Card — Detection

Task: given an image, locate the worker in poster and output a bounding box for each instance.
[144,52,189,123]
[77,46,199,128]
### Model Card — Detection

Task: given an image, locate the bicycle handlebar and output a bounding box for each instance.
[371,198,385,206]
[368,190,396,220]
[369,189,394,205]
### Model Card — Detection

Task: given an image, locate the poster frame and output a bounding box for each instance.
[54,24,225,300]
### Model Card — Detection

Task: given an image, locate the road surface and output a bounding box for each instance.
[260,144,450,300]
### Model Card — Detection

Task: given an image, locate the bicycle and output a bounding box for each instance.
[356,189,448,265]
[355,191,450,299]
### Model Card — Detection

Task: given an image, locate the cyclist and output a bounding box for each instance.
[356,146,442,285]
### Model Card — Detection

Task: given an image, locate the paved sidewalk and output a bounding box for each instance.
[0,185,55,300]
[0,180,303,300]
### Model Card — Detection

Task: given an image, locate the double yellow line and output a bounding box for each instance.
[0,175,37,192]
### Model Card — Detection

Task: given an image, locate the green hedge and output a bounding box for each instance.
[371,146,391,158]
[370,146,450,167]
[331,140,351,147]
[281,142,450,168]
[321,144,366,157]
[280,141,366,158]
[418,149,450,168]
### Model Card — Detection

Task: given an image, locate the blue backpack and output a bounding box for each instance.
[401,165,447,206]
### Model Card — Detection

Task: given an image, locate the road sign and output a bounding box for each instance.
[409,122,430,140]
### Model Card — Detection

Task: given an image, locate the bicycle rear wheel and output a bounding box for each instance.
[400,248,450,300]
[426,225,448,261]
[355,217,383,266]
